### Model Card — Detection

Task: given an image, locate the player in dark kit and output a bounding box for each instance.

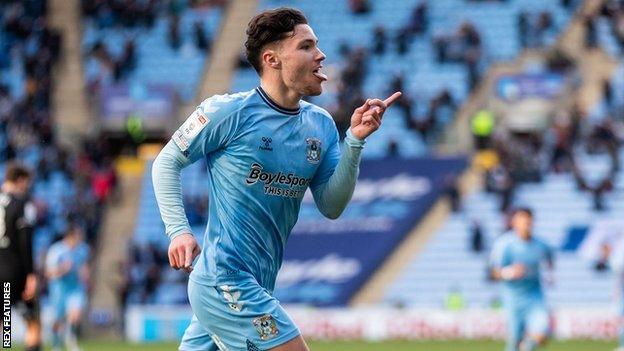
[0,163,41,351]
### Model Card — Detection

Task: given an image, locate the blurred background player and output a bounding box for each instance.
[45,224,90,351]
[490,208,554,351]
[0,163,40,351]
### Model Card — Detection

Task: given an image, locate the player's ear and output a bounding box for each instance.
[262,48,281,70]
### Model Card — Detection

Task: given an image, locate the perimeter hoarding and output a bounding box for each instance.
[123,306,620,342]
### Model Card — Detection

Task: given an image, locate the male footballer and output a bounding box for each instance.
[490,208,554,351]
[153,7,400,351]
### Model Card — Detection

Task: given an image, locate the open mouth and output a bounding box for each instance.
[312,66,328,81]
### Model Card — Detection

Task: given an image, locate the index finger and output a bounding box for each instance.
[383,92,402,107]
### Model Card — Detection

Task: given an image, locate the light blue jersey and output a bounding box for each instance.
[46,241,89,290]
[154,87,365,350]
[162,87,347,291]
[490,232,553,305]
[490,233,554,350]
[46,240,90,320]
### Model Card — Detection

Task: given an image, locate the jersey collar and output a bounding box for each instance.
[256,87,301,116]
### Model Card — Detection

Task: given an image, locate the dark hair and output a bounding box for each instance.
[5,162,31,182]
[245,7,308,74]
[511,207,533,218]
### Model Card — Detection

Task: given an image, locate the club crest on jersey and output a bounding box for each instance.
[252,314,279,341]
[305,137,321,164]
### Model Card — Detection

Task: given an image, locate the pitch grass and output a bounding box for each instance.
[44,339,617,350]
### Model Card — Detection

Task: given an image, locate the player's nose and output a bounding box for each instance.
[315,47,326,62]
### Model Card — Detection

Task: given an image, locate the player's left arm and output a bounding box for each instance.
[311,92,401,219]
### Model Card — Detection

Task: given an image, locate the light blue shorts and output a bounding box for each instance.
[179,276,300,351]
[50,286,86,321]
[506,301,551,351]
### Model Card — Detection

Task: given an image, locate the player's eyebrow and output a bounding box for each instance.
[298,38,319,46]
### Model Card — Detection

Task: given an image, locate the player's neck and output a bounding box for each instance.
[259,82,301,110]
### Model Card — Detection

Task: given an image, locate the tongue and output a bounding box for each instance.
[313,72,328,81]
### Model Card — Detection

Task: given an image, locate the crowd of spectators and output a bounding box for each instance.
[518,10,559,49]
[323,2,459,148]
[86,39,137,94]
[81,0,159,29]
[475,102,622,216]
[1,0,120,261]
[83,0,222,96]
[368,2,428,56]
[124,242,169,304]
[434,22,483,91]
[468,114,622,274]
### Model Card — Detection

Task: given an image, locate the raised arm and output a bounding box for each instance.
[311,92,401,219]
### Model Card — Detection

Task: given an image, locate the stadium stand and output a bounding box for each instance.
[231,0,575,158]
[0,0,118,272]
[81,0,225,102]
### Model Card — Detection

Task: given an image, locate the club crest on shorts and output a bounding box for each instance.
[252,314,279,340]
[305,137,321,164]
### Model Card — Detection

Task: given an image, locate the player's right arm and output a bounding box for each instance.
[152,96,241,272]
